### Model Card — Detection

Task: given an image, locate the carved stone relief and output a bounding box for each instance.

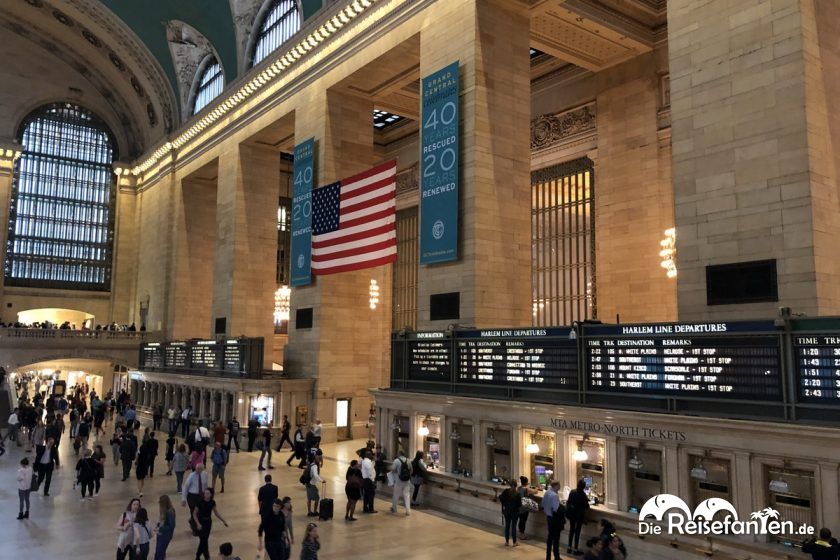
[165,20,216,119]
[229,0,263,74]
[530,104,596,152]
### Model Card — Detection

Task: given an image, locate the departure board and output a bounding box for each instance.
[407,333,451,381]
[585,322,782,400]
[141,344,163,368]
[165,343,189,368]
[456,328,578,388]
[794,335,840,401]
[224,340,243,372]
[191,342,219,370]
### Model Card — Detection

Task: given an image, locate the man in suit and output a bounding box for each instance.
[34,437,59,496]
[257,474,279,516]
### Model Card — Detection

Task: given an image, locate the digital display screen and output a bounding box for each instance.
[165,344,188,368]
[141,345,163,368]
[224,342,242,372]
[794,335,840,401]
[455,328,578,388]
[407,333,451,380]
[585,322,782,400]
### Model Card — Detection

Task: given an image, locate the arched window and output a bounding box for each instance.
[192,57,224,114]
[5,103,116,290]
[252,0,301,66]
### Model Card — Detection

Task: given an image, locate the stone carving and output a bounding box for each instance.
[230,0,263,73]
[396,163,419,195]
[530,104,596,151]
[165,20,215,120]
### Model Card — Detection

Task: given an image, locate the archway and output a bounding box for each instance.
[16,308,96,329]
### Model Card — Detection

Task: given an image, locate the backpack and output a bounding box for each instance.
[300,464,315,486]
[398,458,411,482]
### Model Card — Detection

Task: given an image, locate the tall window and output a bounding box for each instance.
[392,207,418,330]
[253,0,301,66]
[5,103,116,291]
[192,57,224,114]
[531,158,595,326]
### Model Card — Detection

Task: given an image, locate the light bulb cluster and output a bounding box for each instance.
[273,285,291,325]
[129,0,377,177]
[659,227,677,279]
[369,279,380,310]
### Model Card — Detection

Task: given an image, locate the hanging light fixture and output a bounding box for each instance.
[769,460,790,494]
[690,455,708,480]
[449,420,461,440]
[485,427,497,447]
[526,429,541,454]
[572,434,590,462]
[659,228,677,278]
[273,285,291,326]
[628,448,644,470]
[369,279,380,309]
[391,418,401,432]
[418,416,430,437]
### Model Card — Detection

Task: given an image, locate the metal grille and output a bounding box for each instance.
[193,59,224,114]
[392,207,418,330]
[531,157,595,326]
[5,103,115,291]
[277,193,291,285]
[253,0,301,66]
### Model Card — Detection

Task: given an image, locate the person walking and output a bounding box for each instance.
[16,457,33,520]
[34,436,59,496]
[192,487,228,560]
[210,442,228,493]
[300,523,320,560]
[277,415,292,450]
[226,417,240,453]
[167,406,178,436]
[287,424,305,467]
[543,480,566,560]
[258,498,290,560]
[312,420,322,449]
[258,475,279,516]
[410,450,427,505]
[566,478,590,554]
[154,494,177,560]
[133,507,153,560]
[500,479,522,547]
[247,417,259,452]
[258,426,274,471]
[344,459,362,521]
[282,497,295,556]
[172,443,189,493]
[390,450,412,516]
[116,498,141,560]
[361,450,377,513]
[147,432,159,478]
[180,406,192,439]
[164,432,176,475]
[182,462,209,535]
[136,437,152,497]
[517,476,538,540]
[76,448,98,500]
[121,431,138,481]
[153,405,163,432]
[5,407,20,446]
[111,427,124,466]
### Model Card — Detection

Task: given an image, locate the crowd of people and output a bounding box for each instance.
[0,320,143,331]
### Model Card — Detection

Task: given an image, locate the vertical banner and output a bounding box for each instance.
[290,137,315,286]
[419,61,459,264]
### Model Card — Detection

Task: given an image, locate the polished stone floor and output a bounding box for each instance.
[0,422,554,559]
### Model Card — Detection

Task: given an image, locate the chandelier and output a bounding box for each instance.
[274,285,291,325]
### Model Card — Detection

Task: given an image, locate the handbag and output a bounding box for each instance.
[29,473,38,492]
[521,497,539,513]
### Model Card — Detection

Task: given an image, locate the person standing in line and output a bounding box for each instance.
[192,487,228,560]
[257,474,279,517]
[133,507,153,560]
[390,450,412,516]
[361,450,377,514]
[116,498,141,560]
[305,452,323,517]
[276,415,292,450]
[247,416,259,453]
[300,523,320,560]
[543,480,566,560]
[172,443,189,494]
[121,430,138,481]
[226,417,240,453]
[500,479,522,547]
[257,498,290,560]
[76,448,98,500]
[566,478,590,554]
[147,432,159,478]
[344,459,363,521]
[154,495,176,560]
[258,426,274,471]
[182,462,209,536]
[164,432,176,475]
[92,443,106,495]
[517,476,538,540]
[34,436,59,496]
[16,457,32,520]
[410,450,427,506]
[210,442,228,493]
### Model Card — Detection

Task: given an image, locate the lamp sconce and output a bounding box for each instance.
[690,450,710,480]
[526,428,541,454]
[768,459,790,494]
[485,426,497,447]
[449,419,461,441]
[628,443,644,470]
[391,418,402,432]
[418,415,430,437]
[572,433,590,462]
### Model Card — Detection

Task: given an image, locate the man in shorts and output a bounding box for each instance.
[210,441,228,493]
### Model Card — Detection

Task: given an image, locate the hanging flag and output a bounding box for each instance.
[311,160,397,275]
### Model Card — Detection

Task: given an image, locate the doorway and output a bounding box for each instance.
[336,399,351,441]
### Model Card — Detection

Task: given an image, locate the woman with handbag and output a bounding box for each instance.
[499,479,522,547]
[410,450,427,505]
[116,498,142,560]
[16,457,33,520]
[517,476,539,540]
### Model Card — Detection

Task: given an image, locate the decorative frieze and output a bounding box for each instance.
[530,103,596,152]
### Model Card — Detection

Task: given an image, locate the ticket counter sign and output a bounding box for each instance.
[419,61,459,264]
[290,138,315,286]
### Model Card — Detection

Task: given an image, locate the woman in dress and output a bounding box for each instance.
[300,523,320,560]
[116,498,141,560]
[164,432,176,475]
[344,460,363,521]
[136,438,152,497]
[154,494,176,560]
[192,487,228,560]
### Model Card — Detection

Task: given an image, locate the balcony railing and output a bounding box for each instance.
[0,328,157,342]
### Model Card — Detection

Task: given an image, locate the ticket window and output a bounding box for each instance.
[487,426,512,484]
[574,438,606,505]
[451,422,474,477]
[392,415,409,458]
[527,430,557,489]
[420,416,441,469]
[249,395,275,426]
[689,455,732,520]
[764,465,815,544]
[626,447,663,513]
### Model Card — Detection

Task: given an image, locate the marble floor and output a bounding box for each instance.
[0,423,561,559]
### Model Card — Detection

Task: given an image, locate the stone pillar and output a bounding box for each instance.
[284,88,389,442]
[220,392,229,425]
[0,146,20,322]
[211,144,278,363]
[605,437,619,510]
[818,462,840,530]
[414,0,531,329]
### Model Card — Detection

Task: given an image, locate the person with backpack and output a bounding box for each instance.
[410,450,427,506]
[390,450,412,516]
[500,479,522,546]
[566,478,590,554]
[226,417,240,453]
[302,451,323,517]
[210,442,228,493]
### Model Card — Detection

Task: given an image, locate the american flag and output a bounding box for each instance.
[311,160,397,275]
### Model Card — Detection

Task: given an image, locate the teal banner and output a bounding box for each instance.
[290,138,315,286]
[419,61,459,264]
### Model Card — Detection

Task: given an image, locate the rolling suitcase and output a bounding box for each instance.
[318,481,333,521]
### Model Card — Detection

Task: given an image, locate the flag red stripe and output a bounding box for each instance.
[339,206,395,230]
[340,176,395,202]
[312,253,397,275]
[341,160,397,187]
[312,222,395,249]
[341,190,395,216]
[311,239,395,262]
